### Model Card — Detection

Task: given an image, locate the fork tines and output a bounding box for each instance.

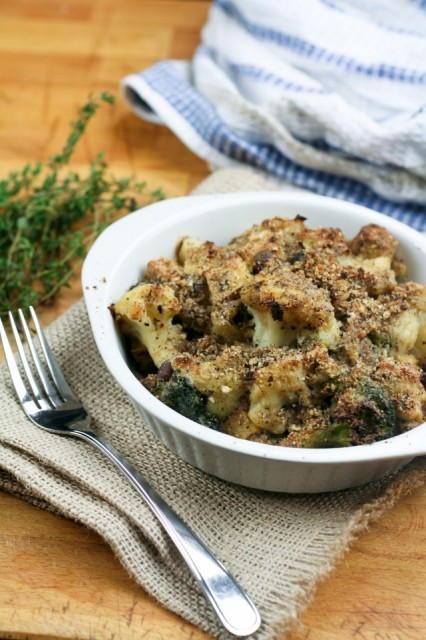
[0,307,76,412]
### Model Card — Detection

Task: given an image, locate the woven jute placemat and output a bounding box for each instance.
[1,168,425,639]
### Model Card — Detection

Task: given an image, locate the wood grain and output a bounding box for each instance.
[0,1,425,639]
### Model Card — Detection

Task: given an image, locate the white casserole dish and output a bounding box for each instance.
[82,192,426,493]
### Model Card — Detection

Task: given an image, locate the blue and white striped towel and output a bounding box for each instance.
[122,0,426,230]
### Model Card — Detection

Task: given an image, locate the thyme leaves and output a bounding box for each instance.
[0,92,165,315]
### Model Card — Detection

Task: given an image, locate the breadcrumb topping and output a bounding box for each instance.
[112,217,426,448]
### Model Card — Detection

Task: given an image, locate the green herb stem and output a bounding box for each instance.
[0,92,165,315]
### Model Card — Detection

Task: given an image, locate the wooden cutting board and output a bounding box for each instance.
[0,1,426,639]
[2,487,426,640]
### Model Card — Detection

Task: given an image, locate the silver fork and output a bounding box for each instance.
[0,307,261,638]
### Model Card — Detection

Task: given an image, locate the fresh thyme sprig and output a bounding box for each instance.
[0,92,165,316]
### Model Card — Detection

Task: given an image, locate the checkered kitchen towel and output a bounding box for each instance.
[122,0,426,231]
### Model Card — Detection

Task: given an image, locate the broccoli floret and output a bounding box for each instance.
[152,372,222,430]
[303,379,397,447]
[331,378,397,442]
[359,379,397,438]
[304,422,351,448]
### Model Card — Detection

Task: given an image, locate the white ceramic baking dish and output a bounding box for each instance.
[82,192,426,493]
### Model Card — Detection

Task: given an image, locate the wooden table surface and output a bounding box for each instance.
[0,1,425,639]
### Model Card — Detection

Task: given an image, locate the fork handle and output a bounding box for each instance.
[73,429,261,637]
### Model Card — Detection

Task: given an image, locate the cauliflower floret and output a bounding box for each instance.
[176,237,218,274]
[350,224,398,259]
[230,216,306,268]
[337,224,401,295]
[301,226,349,255]
[113,283,186,368]
[177,236,251,340]
[390,309,420,354]
[223,407,261,439]
[241,267,340,348]
[145,255,210,334]
[412,286,426,364]
[248,347,343,435]
[389,283,426,361]
[414,312,426,364]
[204,253,250,341]
[374,358,426,425]
[177,237,248,288]
[361,256,397,294]
[172,346,247,418]
[145,257,184,284]
[337,253,396,295]
[248,354,309,434]
[303,344,343,385]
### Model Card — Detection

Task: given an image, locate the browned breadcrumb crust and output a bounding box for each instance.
[113,217,426,448]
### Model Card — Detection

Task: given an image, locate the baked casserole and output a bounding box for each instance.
[112,216,426,448]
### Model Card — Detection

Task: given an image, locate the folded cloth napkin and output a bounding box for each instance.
[122,0,426,231]
[0,168,426,639]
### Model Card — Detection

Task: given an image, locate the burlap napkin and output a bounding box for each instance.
[1,168,425,640]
